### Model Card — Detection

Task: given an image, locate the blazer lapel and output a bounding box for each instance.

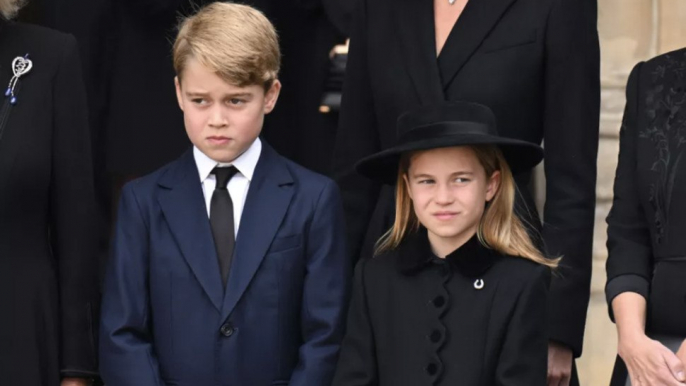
[394,0,445,104]
[438,0,517,89]
[157,150,224,312]
[221,144,294,320]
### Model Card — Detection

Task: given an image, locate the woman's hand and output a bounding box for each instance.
[619,332,686,386]
[547,341,573,386]
[677,340,686,368]
[61,378,90,386]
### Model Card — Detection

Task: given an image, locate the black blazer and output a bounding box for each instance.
[606,48,686,335]
[0,20,99,384]
[332,232,550,386]
[333,0,600,356]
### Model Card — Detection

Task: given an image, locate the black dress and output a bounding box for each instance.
[333,0,600,360]
[332,232,550,386]
[605,47,686,386]
[0,19,100,384]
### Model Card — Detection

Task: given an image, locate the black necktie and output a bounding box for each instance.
[210,166,239,287]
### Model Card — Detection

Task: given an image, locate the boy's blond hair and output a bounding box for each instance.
[173,2,280,90]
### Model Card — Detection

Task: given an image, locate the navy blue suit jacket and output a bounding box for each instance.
[100,143,351,385]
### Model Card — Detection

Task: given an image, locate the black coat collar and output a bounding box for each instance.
[395,229,500,278]
[393,0,519,100]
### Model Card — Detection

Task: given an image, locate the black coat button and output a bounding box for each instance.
[432,296,445,308]
[429,330,442,343]
[426,362,438,375]
[220,323,235,337]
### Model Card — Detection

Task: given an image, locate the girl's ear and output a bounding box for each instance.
[485,170,501,202]
[403,173,413,200]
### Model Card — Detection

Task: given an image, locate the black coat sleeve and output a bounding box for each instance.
[332,260,378,386]
[495,265,550,386]
[541,0,600,357]
[605,63,652,321]
[49,35,100,378]
[332,0,382,260]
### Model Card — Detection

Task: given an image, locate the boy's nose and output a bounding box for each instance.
[208,108,228,127]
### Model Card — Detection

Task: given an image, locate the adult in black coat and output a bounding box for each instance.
[0,12,100,386]
[606,48,686,386]
[333,1,600,383]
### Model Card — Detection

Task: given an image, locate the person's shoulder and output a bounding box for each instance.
[644,47,686,68]
[121,154,186,197]
[492,254,551,288]
[4,21,77,63]
[270,146,338,199]
[632,47,686,84]
[355,248,402,282]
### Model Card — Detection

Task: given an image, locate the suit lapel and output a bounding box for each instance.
[394,0,445,104]
[437,0,517,89]
[221,144,294,320]
[157,150,224,312]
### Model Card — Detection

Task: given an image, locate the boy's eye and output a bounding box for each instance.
[191,98,207,105]
[229,98,245,105]
[455,177,471,183]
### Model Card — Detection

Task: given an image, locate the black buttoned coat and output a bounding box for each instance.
[333,232,550,386]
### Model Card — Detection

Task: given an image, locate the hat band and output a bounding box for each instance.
[399,121,493,145]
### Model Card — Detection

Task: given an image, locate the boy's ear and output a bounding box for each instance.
[486,170,501,202]
[263,79,282,114]
[174,76,185,112]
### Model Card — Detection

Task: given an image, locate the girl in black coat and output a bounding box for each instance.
[333,1,600,382]
[333,102,555,386]
[0,4,100,386]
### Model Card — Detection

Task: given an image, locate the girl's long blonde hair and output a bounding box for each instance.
[1,0,26,19]
[375,145,559,268]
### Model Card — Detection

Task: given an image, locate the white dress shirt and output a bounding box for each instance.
[194,138,262,237]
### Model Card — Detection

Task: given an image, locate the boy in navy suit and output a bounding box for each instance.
[99,3,351,385]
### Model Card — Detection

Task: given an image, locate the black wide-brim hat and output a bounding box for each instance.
[356,101,544,185]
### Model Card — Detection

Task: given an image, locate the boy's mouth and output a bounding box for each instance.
[207,136,231,145]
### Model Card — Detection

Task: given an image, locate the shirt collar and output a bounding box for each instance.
[395,228,500,277]
[193,138,262,183]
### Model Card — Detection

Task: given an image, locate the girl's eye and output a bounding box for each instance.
[455,177,471,183]
[418,179,435,185]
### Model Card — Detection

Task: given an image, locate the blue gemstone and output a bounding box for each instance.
[10,96,17,105]
[4,88,10,97]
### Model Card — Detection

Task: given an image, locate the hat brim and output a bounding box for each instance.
[355,135,544,185]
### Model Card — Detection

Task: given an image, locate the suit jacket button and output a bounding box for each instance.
[220,323,235,337]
